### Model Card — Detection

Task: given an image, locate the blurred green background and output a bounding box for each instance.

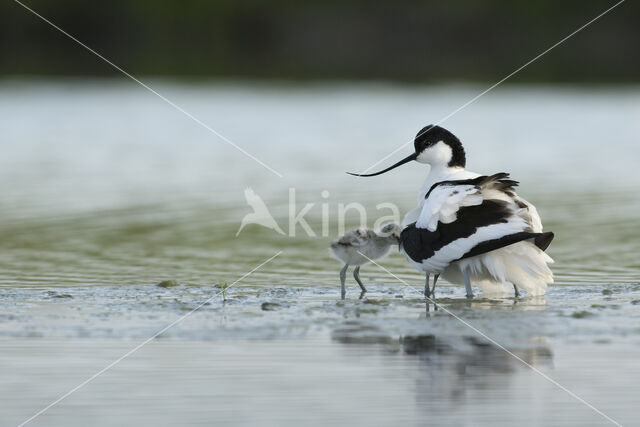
[1,0,637,82]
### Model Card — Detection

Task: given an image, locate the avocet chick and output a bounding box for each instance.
[329,223,401,299]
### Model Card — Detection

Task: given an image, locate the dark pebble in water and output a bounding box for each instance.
[261,302,281,311]
[156,280,179,288]
[631,300,640,305]
[46,291,73,299]
[572,310,595,319]
[601,289,613,295]
[363,299,390,306]
[55,294,73,299]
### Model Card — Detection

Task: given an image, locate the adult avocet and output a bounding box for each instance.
[329,223,401,299]
[349,125,554,299]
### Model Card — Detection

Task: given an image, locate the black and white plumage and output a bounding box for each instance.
[329,223,401,299]
[349,125,554,298]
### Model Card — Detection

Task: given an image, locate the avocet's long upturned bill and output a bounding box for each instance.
[329,223,401,299]
[348,125,554,298]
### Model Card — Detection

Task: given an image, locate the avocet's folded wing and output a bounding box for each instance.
[402,173,553,271]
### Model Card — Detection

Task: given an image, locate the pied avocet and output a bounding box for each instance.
[349,125,554,299]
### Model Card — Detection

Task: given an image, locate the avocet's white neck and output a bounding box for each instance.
[428,163,461,179]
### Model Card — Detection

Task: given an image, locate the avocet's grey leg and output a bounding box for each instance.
[424,273,431,297]
[513,284,520,298]
[340,264,348,300]
[353,265,367,293]
[462,270,474,299]
[432,274,440,298]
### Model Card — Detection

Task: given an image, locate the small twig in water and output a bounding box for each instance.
[218,281,231,301]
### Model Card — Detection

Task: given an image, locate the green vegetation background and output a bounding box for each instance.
[1,0,637,82]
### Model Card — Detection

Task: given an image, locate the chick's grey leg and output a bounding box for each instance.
[462,270,474,299]
[353,265,366,293]
[513,284,520,298]
[340,264,348,300]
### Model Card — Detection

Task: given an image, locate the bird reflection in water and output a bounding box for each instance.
[333,325,552,412]
[404,334,552,413]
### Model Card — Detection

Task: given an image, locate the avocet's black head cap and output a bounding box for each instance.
[414,125,466,168]
[347,124,465,177]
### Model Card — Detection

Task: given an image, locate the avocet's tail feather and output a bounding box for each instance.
[456,240,553,296]
[500,241,553,296]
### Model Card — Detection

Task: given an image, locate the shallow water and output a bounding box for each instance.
[1,80,639,426]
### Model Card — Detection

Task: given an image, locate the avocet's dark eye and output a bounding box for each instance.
[415,139,435,153]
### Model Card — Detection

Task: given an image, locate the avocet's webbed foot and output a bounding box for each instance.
[462,270,474,299]
[340,264,348,300]
[353,265,367,293]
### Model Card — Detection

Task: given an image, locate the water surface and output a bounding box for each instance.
[1,81,639,426]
